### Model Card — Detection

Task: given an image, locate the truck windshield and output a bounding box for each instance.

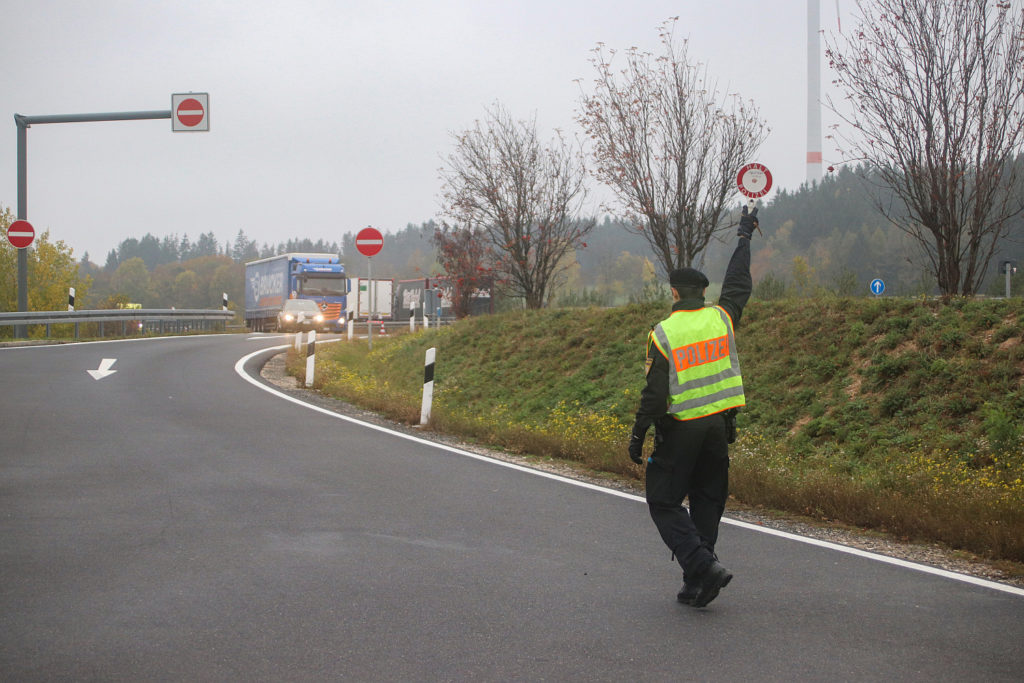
[301,275,346,297]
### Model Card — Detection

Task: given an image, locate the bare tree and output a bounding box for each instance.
[440,103,594,309]
[825,0,1024,296]
[577,19,768,276]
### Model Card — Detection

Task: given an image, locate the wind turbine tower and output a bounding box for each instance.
[807,0,823,184]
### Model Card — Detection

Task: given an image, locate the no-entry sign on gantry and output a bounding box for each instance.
[172,93,209,131]
[11,95,211,338]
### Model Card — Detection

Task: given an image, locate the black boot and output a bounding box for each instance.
[692,560,733,608]
[677,580,700,604]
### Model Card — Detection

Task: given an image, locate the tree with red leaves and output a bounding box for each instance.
[431,222,492,319]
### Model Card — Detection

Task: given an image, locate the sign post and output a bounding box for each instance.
[1001,260,1017,299]
[355,226,384,349]
[7,220,35,337]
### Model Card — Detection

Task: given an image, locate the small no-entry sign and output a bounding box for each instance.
[172,93,209,131]
[6,220,34,249]
[356,227,384,257]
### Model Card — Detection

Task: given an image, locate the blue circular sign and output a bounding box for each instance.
[870,279,885,296]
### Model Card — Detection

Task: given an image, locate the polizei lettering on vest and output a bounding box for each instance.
[672,335,730,373]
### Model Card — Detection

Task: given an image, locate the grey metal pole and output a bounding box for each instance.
[16,116,27,216]
[367,259,373,351]
[17,111,171,126]
[12,109,174,339]
[1008,265,1013,299]
[15,116,28,338]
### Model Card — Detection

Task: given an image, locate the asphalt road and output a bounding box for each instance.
[1,334,1022,681]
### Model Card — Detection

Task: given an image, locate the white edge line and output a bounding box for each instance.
[0,334,224,350]
[723,517,1024,596]
[235,345,1024,599]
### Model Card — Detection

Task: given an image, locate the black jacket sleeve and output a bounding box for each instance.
[632,330,670,439]
[718,236,752,327]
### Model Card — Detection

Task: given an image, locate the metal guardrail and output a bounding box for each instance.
[0,309,235,339]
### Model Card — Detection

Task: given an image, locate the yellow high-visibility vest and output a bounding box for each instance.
[650,306,745,420]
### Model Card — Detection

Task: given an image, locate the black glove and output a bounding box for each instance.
[628,432,645,465]
[738,205,759,239]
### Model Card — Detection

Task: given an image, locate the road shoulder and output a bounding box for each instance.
[260,350,1024,589]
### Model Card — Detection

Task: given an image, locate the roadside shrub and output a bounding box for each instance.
[938,328,965,351]
[982,403,1021,455]
[870,353,910,384]
[754,272,789,301]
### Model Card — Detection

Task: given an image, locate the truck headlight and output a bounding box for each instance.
[315,314,324,323]
[283,314,295,322]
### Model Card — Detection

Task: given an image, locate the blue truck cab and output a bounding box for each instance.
[244,253,348,332]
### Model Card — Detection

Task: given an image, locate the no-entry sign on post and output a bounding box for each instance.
[172,93,209,131]
[356,226,384,257]
[355,226,384,350]
[6,220,34,249]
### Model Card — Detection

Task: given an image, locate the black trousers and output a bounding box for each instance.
[645,412,730,578]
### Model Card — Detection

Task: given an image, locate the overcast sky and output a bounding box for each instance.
[1,0,850,262]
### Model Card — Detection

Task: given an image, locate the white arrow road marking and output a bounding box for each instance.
[88,358,118,380]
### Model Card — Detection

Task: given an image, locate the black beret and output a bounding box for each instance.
[669,267,709,289]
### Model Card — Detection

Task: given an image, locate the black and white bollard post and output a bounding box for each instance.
[68,287,75,311]
[294,329,303,351]
[409,308,415,332]
[222,292,229,311]
[305,331,317,387]
[420,347,436,425]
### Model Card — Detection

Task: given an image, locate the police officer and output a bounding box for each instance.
[628,205,757,608]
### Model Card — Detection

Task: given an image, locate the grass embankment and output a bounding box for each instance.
[290,298,1024,564]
